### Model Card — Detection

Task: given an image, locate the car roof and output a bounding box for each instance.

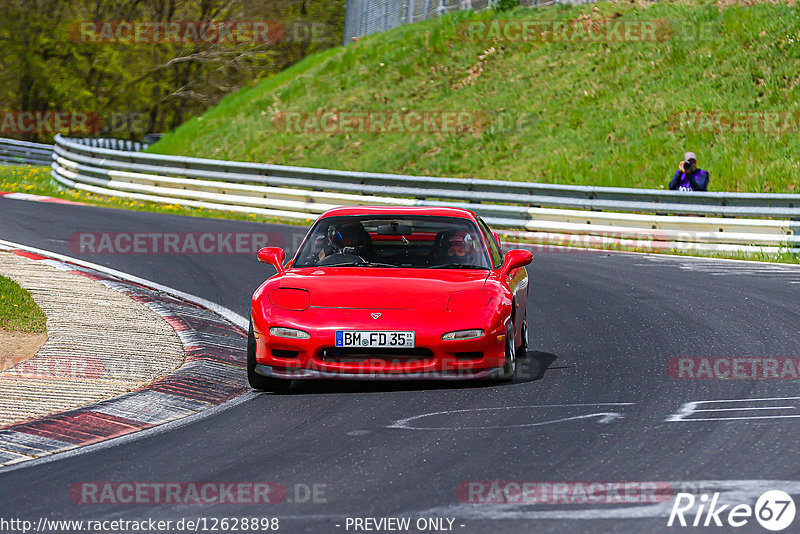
[318,206,478,220]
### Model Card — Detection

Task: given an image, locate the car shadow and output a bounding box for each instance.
[265,350,561,395]
[283,377,492,395]
[512,350,561,385]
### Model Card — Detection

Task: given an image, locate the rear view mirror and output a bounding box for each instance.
[377,223,413,236]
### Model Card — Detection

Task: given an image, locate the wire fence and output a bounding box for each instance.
[344,0,554,44]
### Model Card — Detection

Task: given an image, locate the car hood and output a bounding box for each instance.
[279,267,490,310]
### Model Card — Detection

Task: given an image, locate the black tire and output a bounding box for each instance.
[497,319,517,382]
[247,319,292,393]
[520,316,529,355]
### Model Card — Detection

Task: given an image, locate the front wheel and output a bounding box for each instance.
[497,319,517,382]
[247,319,292,393]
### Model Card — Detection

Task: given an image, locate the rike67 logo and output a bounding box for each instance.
[668,490,796,531]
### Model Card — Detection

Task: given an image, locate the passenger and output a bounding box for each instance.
[444,231,479,264]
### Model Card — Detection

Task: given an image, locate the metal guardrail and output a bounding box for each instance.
[0,137,150,167]
[48,134,799,254]
[52,135,800,216]
[0,138,53,167]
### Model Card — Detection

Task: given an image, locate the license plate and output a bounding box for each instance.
[335,331,415,348]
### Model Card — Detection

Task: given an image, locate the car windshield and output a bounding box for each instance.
[293,215,492,269]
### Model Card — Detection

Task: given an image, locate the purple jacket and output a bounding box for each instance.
[669,169,709,191]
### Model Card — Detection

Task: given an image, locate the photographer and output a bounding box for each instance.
[669,152,710,192]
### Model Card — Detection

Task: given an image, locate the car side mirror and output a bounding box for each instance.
[257,247,286,275]
[500,249,533,277]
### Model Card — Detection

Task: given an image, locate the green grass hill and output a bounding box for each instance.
[149,0,800,193]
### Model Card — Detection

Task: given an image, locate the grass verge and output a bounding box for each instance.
[0,274,46,333]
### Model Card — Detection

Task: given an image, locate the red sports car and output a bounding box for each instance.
[248,206,532,392]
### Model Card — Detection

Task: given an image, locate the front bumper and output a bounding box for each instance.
[252,306,508,377]
[254,364,504,381]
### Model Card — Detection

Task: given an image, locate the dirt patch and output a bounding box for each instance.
[0,331,47,372]
[452,46,503,91]
[716,0,800,6]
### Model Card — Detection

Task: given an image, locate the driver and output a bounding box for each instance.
[321,221,375,261]
[335,223,367,249]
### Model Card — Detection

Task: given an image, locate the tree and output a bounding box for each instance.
[0,0,344,141]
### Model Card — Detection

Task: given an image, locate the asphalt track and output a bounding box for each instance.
[1,196,799,533]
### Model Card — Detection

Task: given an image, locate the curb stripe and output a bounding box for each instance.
[17,412,147,445]
[8,250,49,261]
[0,191,86,205]
[162,316,191,332]
[0,431,73,455]
[0,450,28,464]
[91,390,210,426]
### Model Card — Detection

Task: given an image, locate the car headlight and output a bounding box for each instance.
[441,329,484,341]
[269,327,311,339]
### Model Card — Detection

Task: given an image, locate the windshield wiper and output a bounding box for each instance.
[359,261,400,268]
[428,263,489,269]
[323,261,399,268]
